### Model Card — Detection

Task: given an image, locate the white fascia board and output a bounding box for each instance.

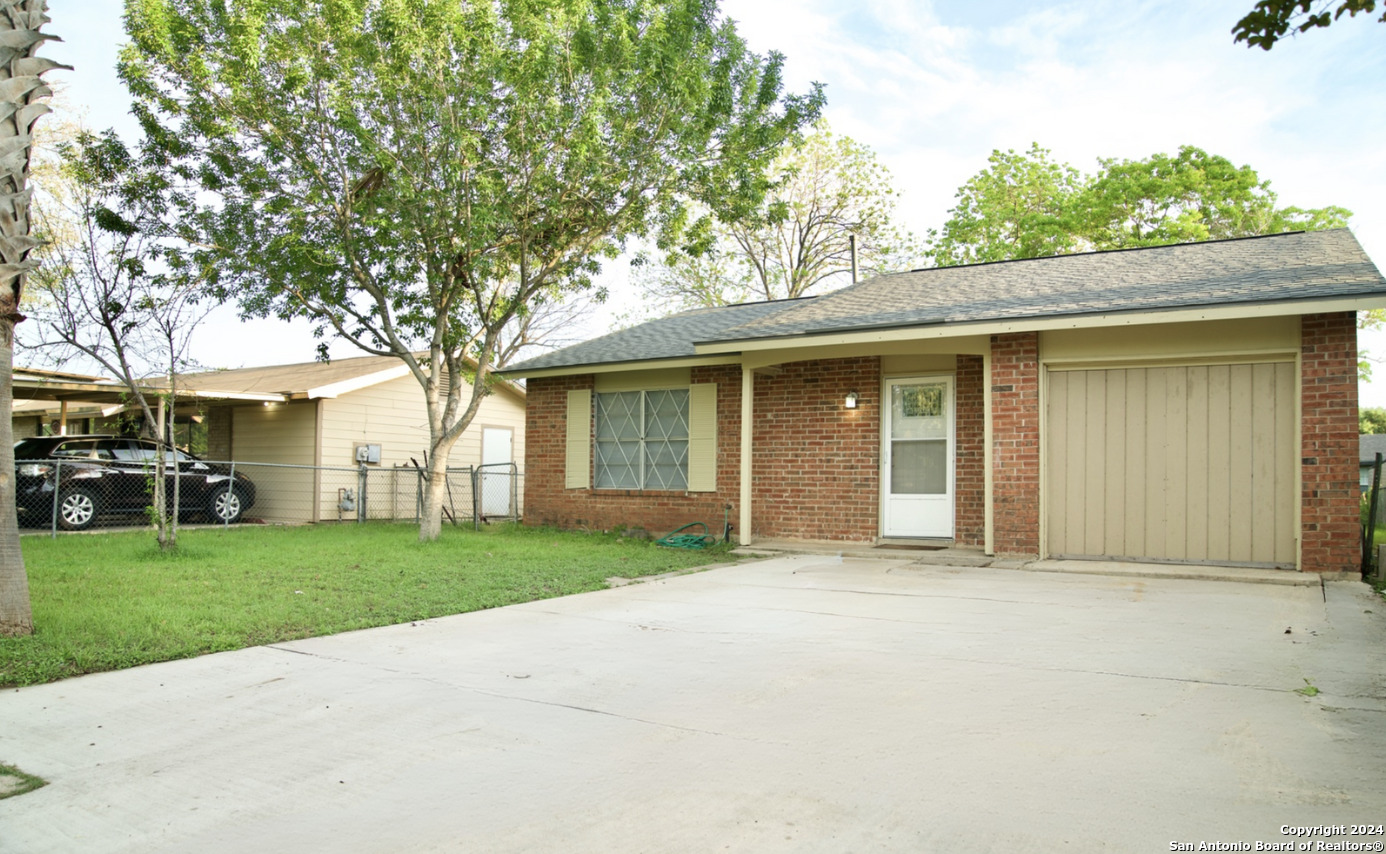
[306,364,412,399]
[691,296,1386,356]
[497,355,741,380]
[174,389,288,402]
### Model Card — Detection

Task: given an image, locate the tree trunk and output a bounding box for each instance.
[0,0,62,637]
[417,448,453,542]
[0,316,31,636]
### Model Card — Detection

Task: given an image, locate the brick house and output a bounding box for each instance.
[500,229,1386,574]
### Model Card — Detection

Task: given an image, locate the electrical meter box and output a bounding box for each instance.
[354,444,382,464]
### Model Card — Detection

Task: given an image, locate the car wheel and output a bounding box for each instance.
[209,487,246,524]
[57,487,100,531]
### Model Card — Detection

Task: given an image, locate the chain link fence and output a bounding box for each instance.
[16,457,524,536]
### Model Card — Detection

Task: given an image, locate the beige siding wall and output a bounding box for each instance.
[316,375,526,521]
[1046,363,1296,566]
[231,401,319,523]
[318,375,526,469]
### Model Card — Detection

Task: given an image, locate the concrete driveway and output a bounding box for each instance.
[2,554,1385,853]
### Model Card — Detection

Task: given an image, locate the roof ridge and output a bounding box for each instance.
[903,228,1323,274]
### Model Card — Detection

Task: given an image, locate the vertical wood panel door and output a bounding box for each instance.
[1045,364,1295,567]
[882,376,954,538]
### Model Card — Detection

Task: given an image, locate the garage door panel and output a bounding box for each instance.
[1206,365,1232,562]
[1103,370,1126,558]
[1047,363,1295,567]
[1227,365,1255,561]
[1163,367,1189,561]
[1185,366,1210,560]
[1083,371,1106,557]
[1124,369,1147,559]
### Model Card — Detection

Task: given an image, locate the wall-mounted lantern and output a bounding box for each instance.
[845,391,859,410]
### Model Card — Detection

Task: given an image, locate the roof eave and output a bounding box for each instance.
[691,294,1386,355]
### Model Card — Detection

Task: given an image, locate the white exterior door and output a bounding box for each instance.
[481,427,514,516]
[882,376,954,538]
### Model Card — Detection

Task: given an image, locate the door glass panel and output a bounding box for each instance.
[891,439,947,494]
[891,383,946,440]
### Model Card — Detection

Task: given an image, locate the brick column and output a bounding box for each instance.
[1301,312,1359,574]
[955,354,985,546]
[522,374,595,529]
[991,333,1041,556]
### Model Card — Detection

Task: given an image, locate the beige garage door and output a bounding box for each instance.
[1046,363,1295,567]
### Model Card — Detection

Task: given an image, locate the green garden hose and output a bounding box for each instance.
[656,521,716,549]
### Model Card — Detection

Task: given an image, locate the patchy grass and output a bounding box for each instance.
[0,763,47,799]
[1,523,735,688]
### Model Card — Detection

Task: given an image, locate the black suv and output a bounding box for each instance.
[14,435,257,530]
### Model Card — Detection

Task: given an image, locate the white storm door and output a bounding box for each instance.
[882,376,954,538]
[481,427,514,516]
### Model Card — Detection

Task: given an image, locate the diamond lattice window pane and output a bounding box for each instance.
[645,439,689,490]
[644,389,689,440]
[595,440,641,489]
[596,392,641,441]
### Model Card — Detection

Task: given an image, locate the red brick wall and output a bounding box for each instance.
[991,333,1041,556]
[1300,312,1359,574]
[750,357,880,541]
[955,355,985,547]
[523,369,743,539]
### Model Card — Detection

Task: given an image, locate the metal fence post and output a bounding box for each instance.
[358,463,368,523]
[50,458,60,538]
[224,461,236,528]
[511,462,518,524]
[1366,453,1383,579]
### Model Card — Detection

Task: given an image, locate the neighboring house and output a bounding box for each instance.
[1360,435,1386,491]
[178,355,527,523]
[501,229,1386,575]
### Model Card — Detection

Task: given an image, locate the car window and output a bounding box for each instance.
[101,440,140,462]
[51,441,97,459]
[13,439,52,460]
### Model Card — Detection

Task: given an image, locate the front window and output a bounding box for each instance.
[595,389,689,490]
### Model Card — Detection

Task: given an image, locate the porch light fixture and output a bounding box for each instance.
[845,391,859,410]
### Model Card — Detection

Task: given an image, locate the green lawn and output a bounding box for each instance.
[1,523,735,688]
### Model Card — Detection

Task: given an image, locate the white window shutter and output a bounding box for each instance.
[687,383,717,492]
[565,389,591,489]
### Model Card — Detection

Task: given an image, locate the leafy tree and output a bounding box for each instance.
[642,122,922,310]
[1360,407,1386,435]
[28,129,212,550]
[924,143,1084,268]
[1082,146,1351,249]
[1,1,64,637]
[1234,0,1383,49]
[925,144,1349,267]
[120,0,822,541]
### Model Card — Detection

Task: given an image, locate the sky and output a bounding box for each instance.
[36,0,1386,402]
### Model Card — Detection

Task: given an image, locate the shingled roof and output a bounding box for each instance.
[503,229,1386,373]
[503,298,809,372]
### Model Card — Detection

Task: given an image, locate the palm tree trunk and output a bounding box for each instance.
[0,0,66,636]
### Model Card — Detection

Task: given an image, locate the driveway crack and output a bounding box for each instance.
[264,644,783,744]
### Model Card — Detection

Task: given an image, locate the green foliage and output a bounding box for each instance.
[118,0,820,537]
[1361,407,1386,434]
[641,121,922,309]
[1234,0,1383,49]
[925,143,1085,267]
[0,523,736,687]
[925,144,1350,267]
